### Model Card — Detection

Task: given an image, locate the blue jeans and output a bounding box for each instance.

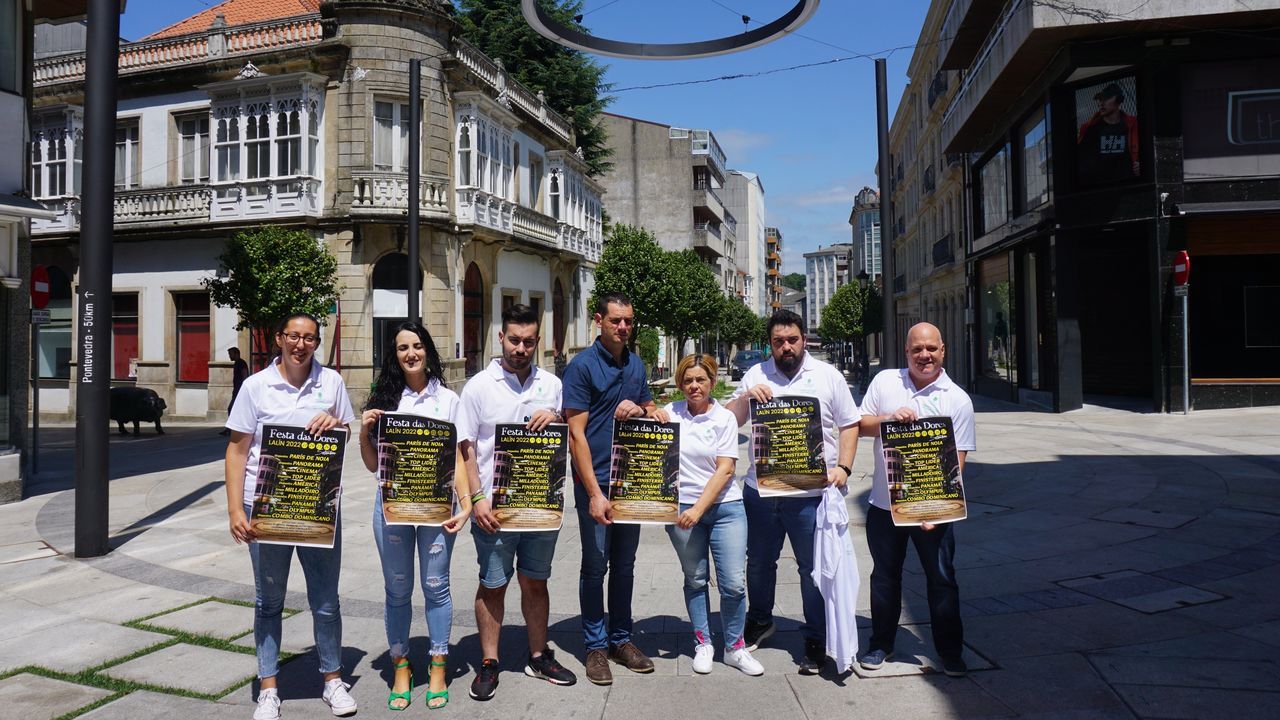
[665,500,748,651]
[575,481,641,651]
[742,484,825,643]
[248,506,343,679]
[373,505,456,657]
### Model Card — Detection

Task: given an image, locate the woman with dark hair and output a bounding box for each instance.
[359,321,472,710]
[224,313,357,720]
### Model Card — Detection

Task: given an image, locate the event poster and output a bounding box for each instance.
[250,424,349,547]
[751,396,826,497]
[607,418,680,524]
[880,416,967,526]
[378,413,458,526]
[491,423,569,531]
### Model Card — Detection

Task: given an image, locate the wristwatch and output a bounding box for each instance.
[836,464,853,478]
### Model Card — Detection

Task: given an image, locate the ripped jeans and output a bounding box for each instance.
[373,504,456,657]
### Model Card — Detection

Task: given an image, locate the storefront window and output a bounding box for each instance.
[1021,109,1050,209]
[175,293,210,383]
[112,294,139,380]
[37,266,73,379]
[977,147,1009,235]
[979,254,1016,386]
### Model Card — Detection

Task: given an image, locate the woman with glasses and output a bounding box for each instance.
[664,354,763,676]
[224,313,358,720]
[358,321,471,710]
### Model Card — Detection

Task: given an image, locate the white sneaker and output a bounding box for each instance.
[692,643,715,674]
[724,647,764,676]
[253,688,281,720]
[322,678,357,717]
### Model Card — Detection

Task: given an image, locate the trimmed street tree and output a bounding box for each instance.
[203,225,339,366]
[818,280,883,343]
[590,224,672,335]
[718,296,764,350]
[453,0,614,175]
[659,249,724,353]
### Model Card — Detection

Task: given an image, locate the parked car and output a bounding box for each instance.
[730,349,766,381]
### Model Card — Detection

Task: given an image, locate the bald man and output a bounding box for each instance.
[856,323,976,677]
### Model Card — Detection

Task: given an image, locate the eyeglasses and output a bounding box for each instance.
[280,332,319,346]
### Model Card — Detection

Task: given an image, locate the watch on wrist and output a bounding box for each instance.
[837,464,853,477]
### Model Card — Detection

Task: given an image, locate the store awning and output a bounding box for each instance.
[0,194,58,222]
[1173,200,1280,217]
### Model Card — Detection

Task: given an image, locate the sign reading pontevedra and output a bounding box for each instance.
[491,423,569,531]
[250,425,348,547]
[377,413,458,526]
[880,416,967,527]
[751,395,825,497]
[608,418,679,524]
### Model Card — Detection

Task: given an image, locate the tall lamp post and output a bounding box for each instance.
[857,269,871,392]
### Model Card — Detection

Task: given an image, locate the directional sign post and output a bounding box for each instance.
[1174,251,1191,415]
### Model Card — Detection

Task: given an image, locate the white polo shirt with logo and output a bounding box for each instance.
[860,368,976,512]
[457,359,562,496]
[664,399,741,505]
[730,352,861,492]
[227,359,356,507]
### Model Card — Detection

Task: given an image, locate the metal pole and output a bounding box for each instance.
[407,58,421,322]
[75,0,119,558]
[1182,292,1189,415]
[875,58,897,367]
[30,323,38,475]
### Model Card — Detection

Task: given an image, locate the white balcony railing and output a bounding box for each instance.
[452,38,576,145]
[457,186,600,261]
[351,170,450,217]
[210,177,321,221]
[512,205,560,246]
[114,185,211,224]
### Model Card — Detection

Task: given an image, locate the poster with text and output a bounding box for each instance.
[378,413,458,526]
[608,419,679,524]
[751,395,826,497]
[880,416,967,526]
[250,424,348,547]
[491,423,568,531]
[1074,75,1140,186]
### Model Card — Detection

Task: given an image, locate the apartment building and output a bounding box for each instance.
[29,0,604,421]
[848,186,881,283]
[765,226,783,310]
[803,243,852,332]
[722,170,767,314]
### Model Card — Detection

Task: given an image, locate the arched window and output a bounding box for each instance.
[552,278,566,353]
[371,252,425,368]
[458,124,471,186]
[548,172,560,221]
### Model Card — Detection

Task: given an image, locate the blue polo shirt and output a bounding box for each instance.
[563,338,653,483]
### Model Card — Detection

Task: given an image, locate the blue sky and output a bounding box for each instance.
[120,1,928,274]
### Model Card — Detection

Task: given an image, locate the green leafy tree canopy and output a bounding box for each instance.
[203,225,340,360]
[818,281,883,342]
[659,249,724,351]
[718,296,764,349]
[590,224,672,333]
[782,272,806,291]
[453,0,614,175]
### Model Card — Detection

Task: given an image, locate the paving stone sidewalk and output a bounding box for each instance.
[2,399,1279,719]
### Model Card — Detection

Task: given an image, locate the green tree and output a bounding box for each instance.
[659,250,724,352]
[635,326,660,369]
[782,272,806,291]
[818,281,883,343]
[590,224,671,334]
[202,226,339,363]
[453,0,614,175]
[718,296,764,349]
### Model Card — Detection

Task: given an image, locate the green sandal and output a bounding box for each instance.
[388,659,413,711]
[426,659,448,710]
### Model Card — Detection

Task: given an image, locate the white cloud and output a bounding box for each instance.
[715,128,773,165]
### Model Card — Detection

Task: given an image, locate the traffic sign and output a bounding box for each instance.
[1173,251,1191,286]
[1173,284,1188,297]
[31,264,50,309]
[31,308,50,324]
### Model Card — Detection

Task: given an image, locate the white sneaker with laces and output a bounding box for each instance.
[253,688,281,720]
[692,643,715,674]
[725,647,765,676]
[322,678,357,717]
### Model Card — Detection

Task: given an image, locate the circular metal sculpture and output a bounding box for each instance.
[520,0,821,61]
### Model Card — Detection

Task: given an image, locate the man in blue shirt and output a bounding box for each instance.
[563,292,668,685]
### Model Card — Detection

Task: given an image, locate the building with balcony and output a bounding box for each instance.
[765,227,783,310]
[723,170,768,316]
[848,186,882,283]
[28,0,603,422]
[888,0,969,390]
[598,113,739,297]
[803,243,852,333]
[938,0,1280,411]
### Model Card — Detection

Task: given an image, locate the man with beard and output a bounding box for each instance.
[725,309,860,674]
[562,292,668,685]
[856,322,976,677]
[459,304,576,700]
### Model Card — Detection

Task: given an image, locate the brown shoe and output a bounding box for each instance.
[585,649,613,686]
[608,641,655,673]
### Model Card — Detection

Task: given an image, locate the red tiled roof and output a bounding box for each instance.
[143,0,320,40]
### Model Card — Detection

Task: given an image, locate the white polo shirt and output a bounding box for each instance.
[665,399,741,505]
[457,359,562,495]
[860,368,976,511]
[227,359,356,507]
[386,379,460,423]
[730,352,861,491]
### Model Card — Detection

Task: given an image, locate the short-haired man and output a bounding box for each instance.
[725,309,860,674]
[219,347,251,436]
[562,292,669,685]
[460,304,576,700]
[856,322,975,677]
